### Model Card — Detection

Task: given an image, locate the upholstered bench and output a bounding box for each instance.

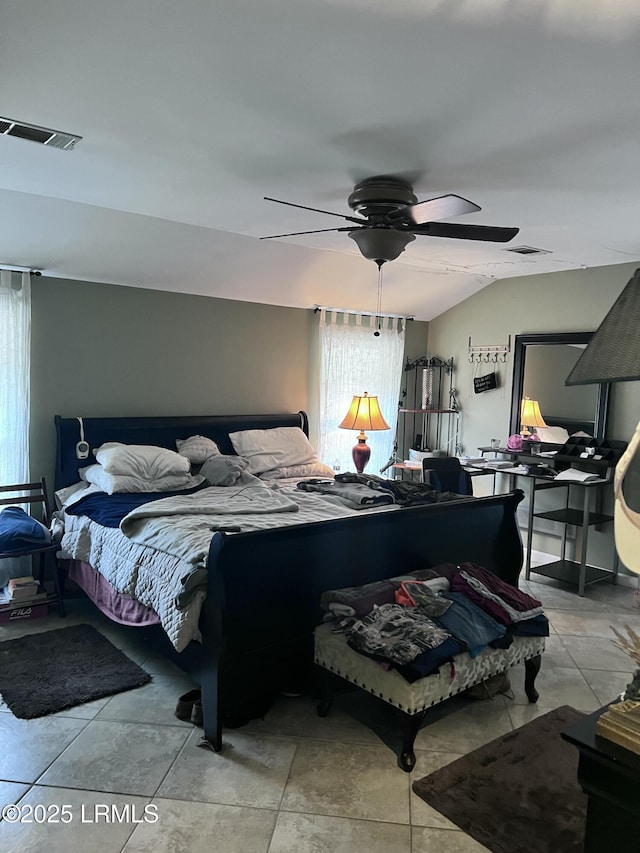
[314,622,544,771]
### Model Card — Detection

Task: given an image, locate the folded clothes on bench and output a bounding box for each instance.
[346,603,452,665]
[321,560,549,679]
[452,562,544,624]
[320,563,458,618]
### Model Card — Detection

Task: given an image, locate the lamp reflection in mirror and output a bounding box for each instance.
[339,391,390,474]
[520,397,548,439]
[565,267,640,577]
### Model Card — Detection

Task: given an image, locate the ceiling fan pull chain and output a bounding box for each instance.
[374,263,383,336]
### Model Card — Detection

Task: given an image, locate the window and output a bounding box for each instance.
[317,310,405,474]
[0,270,31,484]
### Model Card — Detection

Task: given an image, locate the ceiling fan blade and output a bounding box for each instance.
[264,196,366,226]
[411,222,519,242]
[394,194,481,226]
[260,226,354,240]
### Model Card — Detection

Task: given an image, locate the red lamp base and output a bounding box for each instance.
[352,436,371,474]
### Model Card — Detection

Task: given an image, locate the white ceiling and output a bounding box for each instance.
[1,0,640,320]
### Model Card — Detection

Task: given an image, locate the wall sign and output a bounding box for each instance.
[473,372,498,394]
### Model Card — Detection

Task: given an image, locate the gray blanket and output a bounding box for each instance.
[296,478,394,509]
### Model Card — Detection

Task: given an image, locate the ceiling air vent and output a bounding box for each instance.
[0,116,82,150]
[504,245,551,256]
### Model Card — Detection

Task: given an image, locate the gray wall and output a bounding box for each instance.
[30,277,314,489]
[426,261,640,576]
[30,276,429,490]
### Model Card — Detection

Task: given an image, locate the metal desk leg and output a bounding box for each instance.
[525,478,535,580]
[560,486,569,566]
[578,487,590,597]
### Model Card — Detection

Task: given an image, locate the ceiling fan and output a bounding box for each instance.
[261,176,519,266]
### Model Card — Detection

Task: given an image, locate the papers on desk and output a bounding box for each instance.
[554,467,602,483]
[470,459,514,469]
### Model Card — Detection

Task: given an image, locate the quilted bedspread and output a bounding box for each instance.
[61,481,370,651]
[119,482,300,564]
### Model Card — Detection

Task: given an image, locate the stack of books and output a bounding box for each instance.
[3,575,41,601]
[597,700,640,754]
[0,576,49,622]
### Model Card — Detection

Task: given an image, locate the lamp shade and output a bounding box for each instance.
[339,392,390,474]
[520,397,548,429]
[565,267,640,385]
[562,268,640,578]
[339,392,390,432]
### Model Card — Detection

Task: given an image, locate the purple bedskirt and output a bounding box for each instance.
[68,560,161,627]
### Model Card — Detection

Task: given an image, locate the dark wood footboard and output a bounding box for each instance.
[201,489,525,749]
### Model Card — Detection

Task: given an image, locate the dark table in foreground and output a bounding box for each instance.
[562,704,640,852]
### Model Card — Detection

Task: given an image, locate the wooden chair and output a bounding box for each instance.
[0,477,65,616]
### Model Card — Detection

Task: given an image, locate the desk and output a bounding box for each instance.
[466,463,618,595]
[562,706,640,853]
[464,459,526,492]
[523,472,617,596]
[390,462,423,478]
[392,462,496,494]
[477,445,550,464]
[476,444,620,595]
[475,446,551,491]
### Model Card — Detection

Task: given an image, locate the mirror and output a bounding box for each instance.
[510,333,610,441]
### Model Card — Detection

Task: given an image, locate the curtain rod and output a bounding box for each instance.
[313,305,414,321]
[0,263,42,275]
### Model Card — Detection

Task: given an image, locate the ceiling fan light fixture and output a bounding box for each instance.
[348,228,415,264]
[263,176,519,255]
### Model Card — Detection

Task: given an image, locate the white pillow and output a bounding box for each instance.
[259,462,335,480]
[176,435,221,464]
[94,443,190,478]
[82,464,202,495]
[54,481,87,510]
[229,427,318,475]
[535,426,571,445]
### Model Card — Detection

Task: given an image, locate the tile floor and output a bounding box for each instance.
[1,571,639,853]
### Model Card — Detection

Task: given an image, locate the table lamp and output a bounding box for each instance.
[339,391,390,474]
[520,397,547,439]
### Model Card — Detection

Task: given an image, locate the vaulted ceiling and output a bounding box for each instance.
[1,0,639,320]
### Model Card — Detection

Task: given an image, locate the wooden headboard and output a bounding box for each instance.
[544,416,596,438]
[54,411,309,490]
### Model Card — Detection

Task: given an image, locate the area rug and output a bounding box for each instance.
[0,624,151,718]
[412,706,586,853]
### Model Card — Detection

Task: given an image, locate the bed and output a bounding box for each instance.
[534,416,598,449]
[54,411,526,753]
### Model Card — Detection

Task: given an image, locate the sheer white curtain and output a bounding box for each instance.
[0,270,31,485]
[318,310,405,475]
